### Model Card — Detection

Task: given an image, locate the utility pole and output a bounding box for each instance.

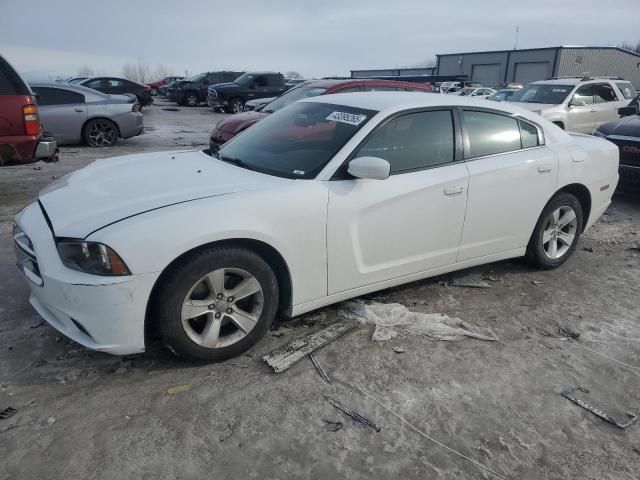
[514,26,519,50]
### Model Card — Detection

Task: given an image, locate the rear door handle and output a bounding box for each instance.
[538,165,552,174]
[444,185,464,196]
[74,108,84,112]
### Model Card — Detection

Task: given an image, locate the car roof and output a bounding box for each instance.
[301,78,431,90]
[529,78,603,86]
[303,91,544,116]
[29,81,109,97]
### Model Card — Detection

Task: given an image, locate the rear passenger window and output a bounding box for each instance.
[519,120,540,149]
[463,110,521,158]
[594,83,619,103]
[365,86,397,91]
[615,82,635,100]
[337,86,363,93]
[355,110,454,174]
[572,85,595,105]
[266,75,282,87]
[33,87,85,106]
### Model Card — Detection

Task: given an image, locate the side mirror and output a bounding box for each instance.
[618,105,639,117]
[569,97,586,107]
[347,156,390,180]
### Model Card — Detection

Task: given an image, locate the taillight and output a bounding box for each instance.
[23,104,41,136]
[132,103,140,112]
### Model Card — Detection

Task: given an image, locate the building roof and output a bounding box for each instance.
[436,46,640,59]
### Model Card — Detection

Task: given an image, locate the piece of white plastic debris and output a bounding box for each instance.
[393,346,406,353]
[338,301,498,342]
[47,416,56,425]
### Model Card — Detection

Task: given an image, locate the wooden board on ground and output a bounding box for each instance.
[263,320,357,373]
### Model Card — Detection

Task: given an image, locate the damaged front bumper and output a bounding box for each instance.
[14,202,159,355]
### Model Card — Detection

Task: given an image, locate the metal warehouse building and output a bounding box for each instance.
[352,46,640,89]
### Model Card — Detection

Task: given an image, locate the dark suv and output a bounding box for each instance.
[207,72,286,113]
[168,71,243,107]
[0,55,57,165]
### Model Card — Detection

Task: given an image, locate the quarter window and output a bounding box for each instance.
[266,75,282,87]
[463,110,521,158]
[615,81,635,100]
[519,120,540,149]
[355,110,455,174]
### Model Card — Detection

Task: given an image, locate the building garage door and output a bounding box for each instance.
[514,62,550,86]
[471,64,501,85]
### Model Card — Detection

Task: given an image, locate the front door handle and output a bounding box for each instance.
[74,108,84,112]
[538,164,552,173]
[444,185,464,196]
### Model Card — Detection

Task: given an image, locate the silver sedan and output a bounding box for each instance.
[29,82,144,147]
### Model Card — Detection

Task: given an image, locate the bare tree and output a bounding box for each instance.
[76,65,95,77]
[151,64,174,82]
[121,58,152,84]
[285,71,303,79]
[620,41,640,54]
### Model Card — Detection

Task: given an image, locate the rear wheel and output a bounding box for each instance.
[185,92,199,107]
[150,87,158,96]
[83,118,118,147]
[155,246,279,362]
[526,192,583,269]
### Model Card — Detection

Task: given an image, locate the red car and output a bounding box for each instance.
[209,78,433,150]
[147,76,185,96]
[0,55,57,166]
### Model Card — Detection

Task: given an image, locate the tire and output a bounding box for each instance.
[150,88,158,96]
[227,97,244,114]
[526,192,583,269]
[83,118,118,147]
[154,246,279,362]
[185,91,199,107]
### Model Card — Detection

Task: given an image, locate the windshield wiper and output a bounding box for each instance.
[219,154,256,171]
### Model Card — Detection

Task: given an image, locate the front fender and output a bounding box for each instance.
[88,182,329,306]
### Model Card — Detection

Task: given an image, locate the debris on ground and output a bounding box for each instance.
[32,166,42,171]
[263,320,357,373]
[162,107,180,111]
[0,407,17,420]
[30,320,46,329]
[219,423,234,442]
[531,280,544,286]
[338,301,497,342]
[558,326,581,340]
[167,385,190,395]
[322,419,343,432]
[582,247,594,253]
[47,417,56,425]
[562,386,638,429]
[325,395,381,432]
[449,272,491,289]
[34,359,47,367]
[393,346,406,354]
[307,353,331,384]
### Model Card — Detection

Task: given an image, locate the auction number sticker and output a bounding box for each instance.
[326,111,367,126]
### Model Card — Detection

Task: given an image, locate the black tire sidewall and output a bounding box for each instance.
[527,192,583,269]
[155,247,279,362]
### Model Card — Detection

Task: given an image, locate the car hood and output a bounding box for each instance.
[598,114,640,137]
[38,150,286,238]
[216,111,269,134]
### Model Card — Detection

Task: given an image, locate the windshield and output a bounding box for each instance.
[214,102,376,179]
[188,73,206,82]
[263,86,327,113]
[509,84,573,104]
[234,73,256,86]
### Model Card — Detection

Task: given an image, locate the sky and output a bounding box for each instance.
[1,0,639,80]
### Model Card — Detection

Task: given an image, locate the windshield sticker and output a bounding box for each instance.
[552,88,568,93]
[326,111,367,126]
[293,170,305,175]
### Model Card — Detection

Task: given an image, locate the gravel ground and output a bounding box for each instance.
[1,100,639,480]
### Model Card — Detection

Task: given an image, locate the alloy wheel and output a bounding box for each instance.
[543,206,577,259]
[87,121,116,147]
[181,268,264,348]
[231,100,244,113]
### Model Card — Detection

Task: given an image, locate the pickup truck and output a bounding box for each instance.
[167,71,243,107]
[207,72,287,113]
[0,54,57,165]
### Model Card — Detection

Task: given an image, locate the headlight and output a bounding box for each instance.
[57,241,131,276]
[592,129,606,138]
[209,89,217,98]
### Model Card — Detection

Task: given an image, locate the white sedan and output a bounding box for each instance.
[14,93,618,361]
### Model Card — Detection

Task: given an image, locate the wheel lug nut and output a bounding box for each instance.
[227,297,234,302]
[208,304,215,310]
[215,312,221,318]
[226,308,233,314]
[217,294,223,299]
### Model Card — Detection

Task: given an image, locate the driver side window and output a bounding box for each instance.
[354,110,455,174]
[253,76,267,87]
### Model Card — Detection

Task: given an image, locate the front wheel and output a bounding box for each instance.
[154,246,279,362]
[83,119,118,147]
[227,97,244,114]
[150,88,158,96]
[526,192,583,269]
[185,92,199,107]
